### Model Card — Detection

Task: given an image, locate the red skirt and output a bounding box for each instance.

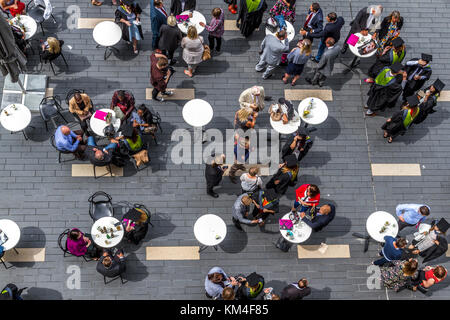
[8,1,25,17]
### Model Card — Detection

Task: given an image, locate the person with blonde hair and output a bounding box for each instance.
[158,15,182,65]
[234,107,258,131]
[40,37,61,61]
[181,25,204,77]
[283,39,311,85]
[374,10,403,55]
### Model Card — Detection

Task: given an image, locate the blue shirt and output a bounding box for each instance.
[396,203,429,225]
[54,125,79,152]
[381,236,403,261]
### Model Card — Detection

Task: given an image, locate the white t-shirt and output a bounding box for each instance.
[240,174,263,192]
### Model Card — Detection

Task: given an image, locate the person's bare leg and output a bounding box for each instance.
[291,75,300,85]
[282,73,290,83]
[133,38,138,53]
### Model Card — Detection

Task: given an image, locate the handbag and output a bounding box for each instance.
[113,106,125,120]
[200,37,211,61]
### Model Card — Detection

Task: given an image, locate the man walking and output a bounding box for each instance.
[150,50,174,102]
[305,37,340,87]
[255,30,289,79]
[396,204,430,231]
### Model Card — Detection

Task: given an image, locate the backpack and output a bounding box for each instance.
[275,236,292,252]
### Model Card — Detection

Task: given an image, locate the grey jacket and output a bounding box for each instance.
[259,34,289,66]
[316,45,340,77]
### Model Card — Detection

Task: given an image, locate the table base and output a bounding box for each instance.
[342,56,361,73]
[198,245,218,253]
[96,44,119,60]
[10,126,35,140]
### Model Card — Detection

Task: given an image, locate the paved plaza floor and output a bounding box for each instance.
[0,0,449,300]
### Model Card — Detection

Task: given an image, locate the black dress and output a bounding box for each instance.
[265,167,297,195]
[281,134,313,162]
[122,208,149,245]
[205,164,224,189]
[381,108,418,139]
[237,0,268,37]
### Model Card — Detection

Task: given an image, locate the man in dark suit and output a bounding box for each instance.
[96,249,126,279]
[281,278,311,300]
[305,12,345,63]
[299,2,323,43]
[205,154,227,198]
[300,204,335,232]
[170,0,196,16]
[306,37,340,87]
[151,0,169,49]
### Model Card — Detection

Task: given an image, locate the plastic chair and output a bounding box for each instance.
[50,134,76,163]
[26,0,56,35]
[39,39,68,75]
[57,229,92,262]
[88,191,113,221]
[39,95,67,131]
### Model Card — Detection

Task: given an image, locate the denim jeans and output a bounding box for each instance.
[87,136,117,150]
[373,251,389,266]
[315,39,326,61]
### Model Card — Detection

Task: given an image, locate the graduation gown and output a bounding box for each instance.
[414,88,439,124]
[367,68,403,111]
[368,48,405,79]
[265,167,298,195]
[403,59,432,99]
[170,0,196,16]
[281,134,313,162]
[115,3,144,42]
[420,235,448,263]
[381,107,419,139]
[237,0,268,38]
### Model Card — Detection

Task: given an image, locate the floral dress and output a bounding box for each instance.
[380,260,417,291]
[377,22,399,55]
[269,0,296,23]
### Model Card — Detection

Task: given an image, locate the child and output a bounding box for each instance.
[199,8,225,53]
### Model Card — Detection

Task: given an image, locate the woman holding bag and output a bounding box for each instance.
[181,26,205,77]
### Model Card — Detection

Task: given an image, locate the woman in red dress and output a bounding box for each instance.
[1,0,25,17]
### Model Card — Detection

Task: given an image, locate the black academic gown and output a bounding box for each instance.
[403,59,432,99]
[237,0,268,38]
[368,48,404,79]
[281,135,313,162]
[170,0,196,16]
[381,108,417,139]
[367,74,403,111]
[265,167,297,195]
[414,88,438,124]
[420,235,448,263]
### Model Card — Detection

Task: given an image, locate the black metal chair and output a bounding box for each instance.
[0,7,12,18]
[26,0,57,36]
[88,191,113,221]
[102,249,127,285]
[50,134,76,163]
[133,203,154,227]
[39,95,68,131]
[120,138,151,172]
[57,229,92,262]
[39,39,69,76]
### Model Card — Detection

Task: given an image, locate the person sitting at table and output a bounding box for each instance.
[110,90,135,120]
[269,0,296,23]
[280,278,311,300]
[281,127,313,162]
[85,135,119,167]
[411,265,447,294]
[158,16,182,66]
[372,236,407,266]
[54,125,86,160]
[10,25,26,55]
[205,267,239,299]
[130,104,158,135]
[268,98,294,124]
[239,86,265,112]
[291,183,320,214]
[199,7,225,54]
[122,207,149,245]
[299,203,335,232]
[181,26,204,78]
[150,50,174,102]
[66,228,101,259]
[40,37,61,62]
[68,92,94,133]
[170,0,195,16]
[341,5,383,54]
[205,154,227,198]
[380,258,419,292]
[122,126,143,153]
[265,154,298,195]
[232,193,259,230]
[234,107,258,132]
[395,203,430,232]
[283,39,311,86]
[0,0,25,16]
[250,188,279,227]
[96,249,126,279]
[115,0,143,55]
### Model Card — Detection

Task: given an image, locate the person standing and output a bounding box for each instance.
[239,86,265,111]
[280,278,311,300]
[265,154,298,195]
[236,0,267,38]
[205,154,227,198]
[283,39,311,85]
[96,249,126,279]
[0,0,25,16]
[150,0,168,50]
[374,10,403,55]
[158,16,182,65]
[414,79,445,124]
[232,194,259,230]
[412,265,447,294]
[170,0,195,16]
[54,125,86,159]
[372,236,407,266]
[402,54,433,101]
[150,51,174,102]
[181,26,204,77]
[115,0,143,54]
[269,0,296,23]
[199,8,225,54]
[304,12,344,63]
[305,37,340,87]
[255,30,289,80]
[299,2,323,42]
[240,166,263,194]
[380,259,419,292]
[395,203,430,231]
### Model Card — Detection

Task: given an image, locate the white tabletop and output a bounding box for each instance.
[10,15,37,40]
[349,33,378,59]
[0,219,21,251]
[91,217,124,249]
[193,214,227,247]
[0,104,32,133]
[298,97,328,125]
[265,21,295,42]
[279,212,312,244]
[366,211,398,242]
[177,10,206,34]
[270,110,301,134]
[182,99,213,127]
[90,109,121,137]
[93,21,122,47]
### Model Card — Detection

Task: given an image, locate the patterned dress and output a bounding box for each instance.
[380,260,417,291]
[269,0,296,23]
[377,22,399,55]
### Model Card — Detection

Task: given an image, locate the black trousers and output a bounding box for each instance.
[162,49,175,61]
[398,219,415,231]
[208,35,222,52]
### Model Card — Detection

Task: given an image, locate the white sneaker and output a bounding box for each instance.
[365,109,374,116]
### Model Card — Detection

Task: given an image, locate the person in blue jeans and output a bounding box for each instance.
[373,236,407,266]
[85,136,119,167]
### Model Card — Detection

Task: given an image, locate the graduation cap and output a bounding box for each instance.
[436,218,450,234]
[390,62,403,73]
[121,122,134,138]
[296,127,309,137]
[246,272,262,287]
[421,53,432,62]
[432,78,445,92]
[285,154,297,168]
[406,95,420,107]
[392,37,404,48]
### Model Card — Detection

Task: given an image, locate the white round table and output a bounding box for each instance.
[0,219,21,251]
[298,97,328,126]
[90,108,121,137]
[193,214,227,252]
[279,212,312,244]
[265,21,295,42]
[93,21,122,60]
[177,10,206,34]
[91,217,124,249]
[270,110,301,134]
[10,15,37,40]
[349,33,377,59]
[0,104,32,139]
[182,99,213,127]
[366,211,398,243]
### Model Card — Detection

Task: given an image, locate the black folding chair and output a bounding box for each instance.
[26,0,57,36]
[39,95,67,131]
[88,191,113,221]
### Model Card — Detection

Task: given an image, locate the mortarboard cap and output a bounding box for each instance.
[246,272,261,287]
[432,78,445,92]
[421,53,432,62]
[436,218,450,233]
[390,62,403,73]
[285,154,297,168]
[392,37,404,47]
[406,95,420,107]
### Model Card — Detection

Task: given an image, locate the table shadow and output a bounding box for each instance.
[21,287,63,300]
[313,115,341,141]
[219,224,248,253]
[8,226,47,268]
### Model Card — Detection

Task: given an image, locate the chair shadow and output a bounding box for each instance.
[21,287,63,300]
[122,252,149,282]
[219,223,248,253]
[51,77,122,97]
[147,213,177,241]
[10,226,47,269]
